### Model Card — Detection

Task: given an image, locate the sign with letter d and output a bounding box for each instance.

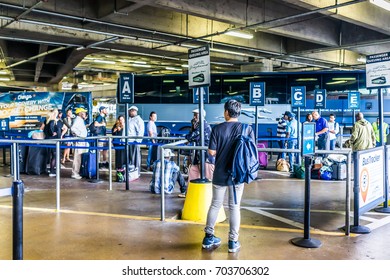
[314,89,326,109]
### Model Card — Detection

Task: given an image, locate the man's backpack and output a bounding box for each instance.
[88,120,101,136]
[229,123,259,203]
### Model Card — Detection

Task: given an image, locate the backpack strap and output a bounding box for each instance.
[231,122,248,205]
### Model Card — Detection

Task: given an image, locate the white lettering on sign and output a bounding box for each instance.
[253,88,262,98]
[294,91,303,101]
[316,94,323,103]
[122,81,131,93]
[351,95,357,103]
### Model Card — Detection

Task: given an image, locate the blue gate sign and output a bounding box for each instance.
[348,92,360,109]
[314,89,327,109]
[291,86,306,108]
[302,123,316,157]
[249,82,265,106]
[193,87,209,104]
[117,73,134,104]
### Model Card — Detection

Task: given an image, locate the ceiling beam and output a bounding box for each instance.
[34,44,48,82]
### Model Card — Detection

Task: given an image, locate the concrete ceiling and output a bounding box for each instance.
[0,0,388,91]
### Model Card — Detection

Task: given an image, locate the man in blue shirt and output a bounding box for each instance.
[312,110,329,152]
[285,111,298,172]
[94,106,108,168]
[149,149,186,195]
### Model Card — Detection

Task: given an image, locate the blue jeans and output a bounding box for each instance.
[277,140,286,160]
[205,183,244,241]
[146,142,154,168]
[287,140,298,170]
[330,139,336,150]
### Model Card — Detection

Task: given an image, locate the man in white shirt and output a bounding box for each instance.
[70,107,89,179]
[128,105,145,177]
[328,113,340,150]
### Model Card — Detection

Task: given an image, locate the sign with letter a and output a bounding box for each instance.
[249,82,265,106]
[314,89,326,109]
[117,73,134,104]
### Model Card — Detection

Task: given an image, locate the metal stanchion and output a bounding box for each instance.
[291,156,322,248]
[55,141,61,211]
[89,138,102,183]
[12,180,24,260]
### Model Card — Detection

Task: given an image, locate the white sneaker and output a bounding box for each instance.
[71,174,82,179]
[49,173,56,177]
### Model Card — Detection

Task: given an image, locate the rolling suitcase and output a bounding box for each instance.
[257,142,268,169]
[80,150,97,179]
[331,162,347,180]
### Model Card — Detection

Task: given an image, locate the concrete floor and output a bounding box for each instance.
[1,155,390,261]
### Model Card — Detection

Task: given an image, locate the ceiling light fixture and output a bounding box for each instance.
[225,30,254,39]
[370,0,390,11]
[357,56,367,63]
[165,67,181,71]
[0,77,10,81]
[93,59,116,65]
[131,64,151,68]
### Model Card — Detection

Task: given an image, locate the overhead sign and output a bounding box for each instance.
[0,118,9,131]
[291,86,306,108]
[366,52,390,89]
[249,82,265,106]
[117,73,134,104]
[314,89,326,109]
[348,92,360,109]
[193,87,209,104]
[188,45,210,89]
[301,123,315,157]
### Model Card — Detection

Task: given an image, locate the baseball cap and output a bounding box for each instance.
[75,107,87,114]
[192,108,206,117]
[163,149,175,157]
[284,111,293,118]
[99,106,107,112]
[129,105,138,111]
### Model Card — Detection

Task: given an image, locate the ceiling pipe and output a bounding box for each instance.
[77,36,121,50]
[4,46,69,69]
[1,0,44,29]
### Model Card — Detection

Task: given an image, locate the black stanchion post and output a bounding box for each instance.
[291,156,322,248]
[255,105,258,144]
[12,180,24,260]
[350,152,371,233]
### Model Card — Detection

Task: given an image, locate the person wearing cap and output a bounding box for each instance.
[128,105,145,177]
[285,111,298,172]
[70,107,89,179]
[312,110,329,152]
[149,149,186,195]
[276,113,288,160]
[94,106,108,169]
[186,108,215,182]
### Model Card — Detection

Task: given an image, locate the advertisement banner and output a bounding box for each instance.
[188,45,210,88]
[356,147,385,214]
[0,91,91,130]
[366,52,390,89]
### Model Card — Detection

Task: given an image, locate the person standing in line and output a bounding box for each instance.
[112,115,126,169]
[62,108,74,163]
[202,99,253,253]
[70,107,89,180]
[44,109,62,177]
[146,111,158,171]
[276,113,287,160]
[94,106,109,169]
[304,113,313,123]
[328,113,340,150]
[285,111,298,172]
[372,117,389,146]
[128,105,145,177]
[350,112,376,151]
[312,110,329,152]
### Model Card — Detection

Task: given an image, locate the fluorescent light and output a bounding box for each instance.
[133,61,146,64]
[225,30,253,39]
[357,56,367,63]
[295,78,318,82]
[163,80,175,83]
[223,79,246,83]
[326,80,347,85]
[211,48,249,56]
[333,77,356,81]
[370,0,390,11]
[131,64,151,68]
[0,70,8,75]
[93,59,116,64]
[165,67,181,71]
[181,64,189,68]
[0,77,10,81]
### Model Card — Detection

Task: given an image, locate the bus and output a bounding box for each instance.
[116,70,389,137]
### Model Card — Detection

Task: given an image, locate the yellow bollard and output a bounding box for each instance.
[181,180,226,223]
